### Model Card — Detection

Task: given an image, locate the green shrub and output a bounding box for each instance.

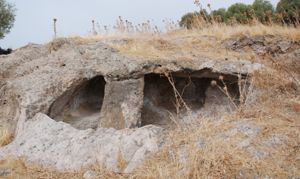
[212,8,227,23]
[179,10,210,29]
[0,0,15,39]
[252,0,274,24]
[226,3,254,24]
[276,0,300,26]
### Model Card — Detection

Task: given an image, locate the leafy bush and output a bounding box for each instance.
[212,8,227,23]
[179,10,210,29]
[252,0,274,24]
[180,0,300,28]
[179,12,200,29]
[0,0,15,39]
[276,0,300,26]
[226,3,254,24]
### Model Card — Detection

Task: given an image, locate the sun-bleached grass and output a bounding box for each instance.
[173,23,300,41]
[112,24,300,60]
[132,66,300,178]
[2,93,298,179]
[2,24,299,178]
[1,67,299,178]
[0,129,13,147]
[60,23,300,63]
[73,22,300,42]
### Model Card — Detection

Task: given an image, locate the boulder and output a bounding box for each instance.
[0,113,165,173]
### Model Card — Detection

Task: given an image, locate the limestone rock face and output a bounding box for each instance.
[223,35,300,55]
[0,113,164,173]
[99,77,144,129]
[0,38,262,134]
[0,38,264,172]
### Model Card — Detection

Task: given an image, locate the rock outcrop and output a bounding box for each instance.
[223,35,300,55]
[0,38,263,171]
[0,113,164,173]
[0,38,262,133]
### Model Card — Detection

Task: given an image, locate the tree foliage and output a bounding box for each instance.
[0,0,15,39]
[276,0,300,26]
[226,3,254,24]
[212,8,227,23]
[179,12,200,29]
[180,0,299,28]
[252,0,274,24]
[179,10,209,29]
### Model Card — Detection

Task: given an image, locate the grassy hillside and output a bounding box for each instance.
[0,23,299,178]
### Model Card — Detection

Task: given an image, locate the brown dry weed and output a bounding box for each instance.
[1,24,299,178]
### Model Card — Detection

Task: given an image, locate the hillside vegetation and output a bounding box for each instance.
[0,23,299,178]
[0,0,299,178]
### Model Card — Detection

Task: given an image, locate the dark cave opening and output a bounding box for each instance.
[141,72,240,128]
[48,76,106,130]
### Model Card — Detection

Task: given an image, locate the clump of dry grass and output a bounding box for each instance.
[0,158,128,179]
[2,22,300,178]
[43,21,300,65]
[0,129,13,147]
[68,23,299,62]
[117,150,128,173]
[0,158,84,179]
[181,23,300,40]
[133,116,299,178]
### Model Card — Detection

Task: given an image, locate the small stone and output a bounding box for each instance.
[263,135,287,146]
[83,170,97,179]
[238,138,252,148]
[196,138,206,149]
[0,168,11,177]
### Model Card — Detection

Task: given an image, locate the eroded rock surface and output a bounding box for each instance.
[223,35,300,55]
[0,38,262,134]
[0,38,263,172]
[99,77,144,129]
[0,113,164,173]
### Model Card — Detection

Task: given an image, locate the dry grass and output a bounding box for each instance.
[117,151,129,172]
[0,158,84,179]
[62,24,300,63]
[178,23,300,40]
[1,24,300,178]
[111,24,300,61]
[0,129,13,147]
[2,97,299,179]
[131,64,300,178]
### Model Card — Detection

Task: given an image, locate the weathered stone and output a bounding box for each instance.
[99,77,144,129]
[223,35,300,55]
[83,170,97,179]
[0,38,263,135]
[49,76,106,130]
[0,168,10,177]
[263,135,288,146]
[0,113,164,173]
[0,37,264,172]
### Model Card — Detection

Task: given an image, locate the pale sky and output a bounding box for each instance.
[0,0,279,49]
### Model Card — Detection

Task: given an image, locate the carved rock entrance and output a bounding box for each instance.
[47,70,242,130]
[48,76,105,130]
[142,71,241,128]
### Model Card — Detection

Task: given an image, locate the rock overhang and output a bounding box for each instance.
[0,39,263,134]
[0,38,265,172]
